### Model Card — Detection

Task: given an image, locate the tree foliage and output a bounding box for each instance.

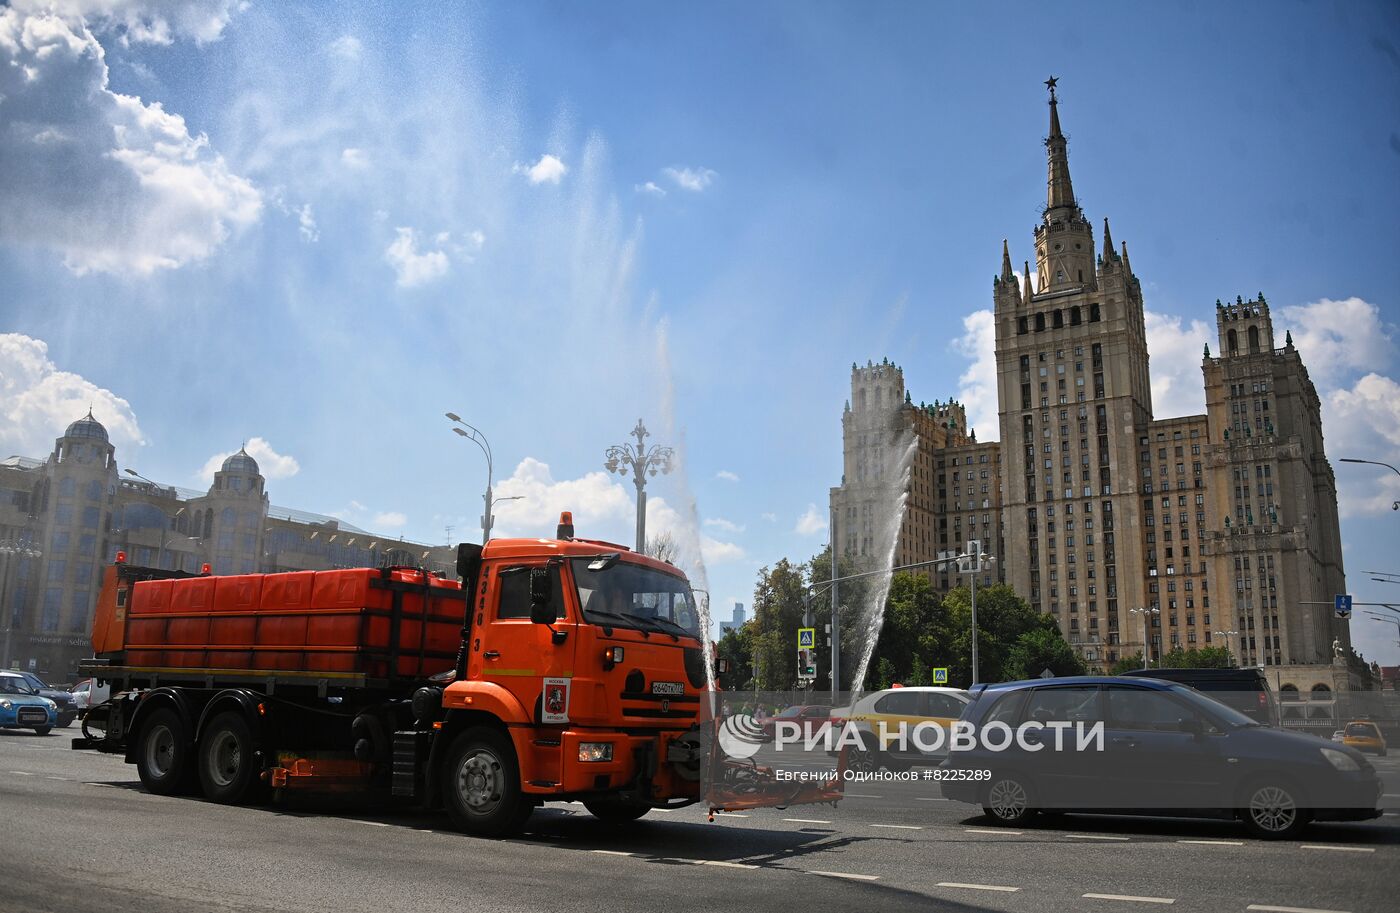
[1154,646,1234,669]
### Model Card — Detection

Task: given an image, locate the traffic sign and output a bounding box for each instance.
[1335,594,1352,619]
[797,627,816,649]
[1039,668,1055,679]
[931,667,949,684]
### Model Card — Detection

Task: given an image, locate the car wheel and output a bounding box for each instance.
[848,748,879,775]
[982,774,1037,826]
[1239,779,1310,840]
[135,707,196,796]
[198,711,265,805]
[443,727,533,837]
[583,799,651,823]
[33,725,52,736]
[58,718,73,729]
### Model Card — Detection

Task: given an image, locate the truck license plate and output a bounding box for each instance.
[651,681,684,695]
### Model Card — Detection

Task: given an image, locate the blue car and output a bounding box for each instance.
[0,671,58,736]
[940,675,1382,839]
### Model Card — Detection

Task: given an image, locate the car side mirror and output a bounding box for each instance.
[529,568,555,625]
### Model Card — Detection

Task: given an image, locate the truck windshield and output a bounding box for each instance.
[571,558,701,640]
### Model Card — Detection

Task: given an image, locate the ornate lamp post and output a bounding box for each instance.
[604,419,674,552]
[1129,605,1160,667]
[1212,629,1240,667]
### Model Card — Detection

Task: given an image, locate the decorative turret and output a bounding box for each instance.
[1215,292,1276,357]
[1033,77,1096,294]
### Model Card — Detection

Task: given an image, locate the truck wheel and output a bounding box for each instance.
[136,708,195,796]
[584,799,651,823]
[33,725,52,736]
[443,727,533,837]
[198,711,264,805]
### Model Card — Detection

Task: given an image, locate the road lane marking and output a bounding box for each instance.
[869,824,923,830]
[843,793,882,798]
[590,850,635,857]
[810,871,879,881]
[1300,845,1373,853]
[347,819,389,827]
[1083,893,1175,905]
[1382,793,1400,798]
[1178,839,1244,846]
[1246,906,1352,913]
[915,796,947,801]
[43,775,68,780]
[965,828,1022,835]
[693,860,757,869]
[783,818,832,824]
[714,812,749,818]
[937,882,1020,893]
[9,770,33,776]
[1065,834,1130,841]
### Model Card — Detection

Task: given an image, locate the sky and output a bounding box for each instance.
[1,0,1398,662]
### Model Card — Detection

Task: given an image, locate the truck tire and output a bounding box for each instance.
[583,799,651,823]
[136,707,195,796]
[198,711,264,805]
[443,727,533,837]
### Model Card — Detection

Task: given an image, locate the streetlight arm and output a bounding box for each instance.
[1340,458,1400,476]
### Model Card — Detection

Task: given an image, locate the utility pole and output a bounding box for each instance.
[830,505,840,702]
[969,539,981,686]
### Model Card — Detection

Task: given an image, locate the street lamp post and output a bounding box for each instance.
[446,413,498,544]
[604,419,674,552]
[1339,458,1400,511]
[1212,629,1240,667]
[1130,606,1160,667]
[1,539,42,671]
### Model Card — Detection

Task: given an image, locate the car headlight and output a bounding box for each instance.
[1321,747,1361,772]
[0,699,11,710]
[43,698,56,710]
[578,742,614,762]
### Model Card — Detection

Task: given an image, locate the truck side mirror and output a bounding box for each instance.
[456,542,483,584]
[529,568,554,625]
[715,658,730,675]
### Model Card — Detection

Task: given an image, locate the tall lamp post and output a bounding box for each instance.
[604,419,674,552]
[1130,606,1160,667]
[1339,458,1400,512]
[123,469,187,569]
[446,413,498,544]
[1212,629,1240,667]
[1,539,42,671]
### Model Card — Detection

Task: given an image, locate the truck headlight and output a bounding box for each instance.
[1321,748,1360,772]
[578,742,614,762]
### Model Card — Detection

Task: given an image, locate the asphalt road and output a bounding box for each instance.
[3,729,1399,913]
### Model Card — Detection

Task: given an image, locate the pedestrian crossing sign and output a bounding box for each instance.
[932,667,949,684]
[798,627,815,649]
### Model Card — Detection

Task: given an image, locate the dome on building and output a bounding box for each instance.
[221,446,260,475]
[65,409,109,443]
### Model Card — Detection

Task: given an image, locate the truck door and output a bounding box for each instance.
[473,562,577,724]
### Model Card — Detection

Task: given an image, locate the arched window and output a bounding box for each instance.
[1247,325,1260,353]
[1227,328,1238,354]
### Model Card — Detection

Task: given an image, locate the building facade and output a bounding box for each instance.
[830,81,1352,687]
[0,413,455,678]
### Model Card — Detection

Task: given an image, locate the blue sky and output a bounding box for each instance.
[2,1,1399,662]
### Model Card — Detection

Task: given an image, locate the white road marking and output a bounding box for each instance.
[937,882,1020,893]
[9,770,33,776]
[1300,845,1373,853]
[915,796,948,801]
[1065,833,1130,841]
[590,850,635,857]
[43,775,68,781]
[1247,905,1352,913]
[714,812,749,818]
[843,793,882,798]
[1178,839,1244,846]
[783,818,832,825]
[693,859,757,869]
[869,823,923,830]
[810,871,880,881]
[965,828,1022,835]
[347,819,389,827]
[1381,793,1400,798]
[1083,893,1175,905]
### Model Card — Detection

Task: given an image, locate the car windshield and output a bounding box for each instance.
[571,558,701,639]
[1169,682,1258,728]
[0,676,37,695]
[21,673,48,690]
[1346,723,1376,736]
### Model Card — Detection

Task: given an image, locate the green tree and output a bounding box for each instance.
[749,558,809,690]
[1154,646,1234,669]
[1004,627,1087,680]
[941,584,1055,686]
[864,571,946,686]
[1109,652,1146,675]
[715,623,754,691]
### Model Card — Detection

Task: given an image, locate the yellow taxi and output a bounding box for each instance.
[833,685,970,770]
[1341,720,1387,757]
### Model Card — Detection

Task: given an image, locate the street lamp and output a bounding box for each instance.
[446,413,498,544]
[1212,629,1239,667]
[1,539,42,671]
[1339,458,1400,511]
[1129,606,1160,667]
[604,419,674,552]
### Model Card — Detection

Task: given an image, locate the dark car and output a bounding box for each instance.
[14,672,79,728]
[761,705,831,741]
[940,675,1381,839]
[1121,667,1277,726]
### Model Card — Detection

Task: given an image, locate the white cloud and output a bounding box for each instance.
[1279,297,1395,387]
[0,333,144,458]
[952,308,998,438]
[513,153,567,185]
[18,0,244,46]
[491,457,633,538]
[198,437,300,482]
[295,203,318,242]
[0,6,262,275]
[703,516,745,534]
[761,512,777,523]
[329,34,362,60]
[468,229,485,249]
[795,503,828,536]
[1322,373,1400,518]
[715,469,740,482]
[635,181,666,197]
[1145,310,1212,417]
[699,535,746,565]
[662,165,716,192]
[384,227,450,288]
[373,511,407,529]
[341,147,369,169]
